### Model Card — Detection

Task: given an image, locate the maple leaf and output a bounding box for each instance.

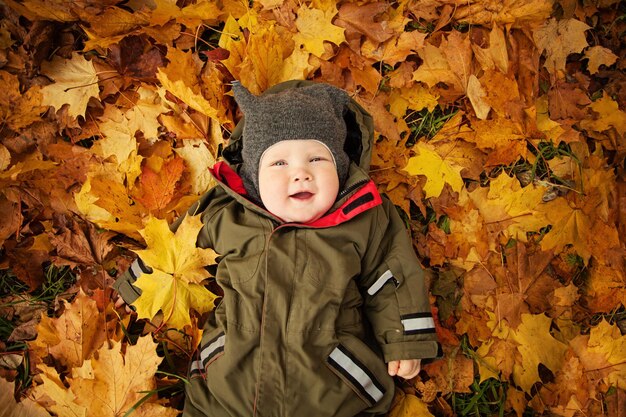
[30,290,107,369]
[404,142,464,198]
[413,31,471,95]
[132,215,217,329]
[238,23,295,94]
[39,53,100,119]
[570,320,626,391]
[74,170,146,241]
[94,106,144,182]
[388,391,435,417]
[512,314,568,393]
[533,18,590,76]
[583,45,619,74]
[388,84,438,119]
[174,139,217,195]
[1,377,50,417]
[540,198,592,264]
[125,86,169,141]
[133,156,186,213]
[156,48,226,123]
[579,93,626,140]
[30,364,87,417]
[472,23,509,74]
[218,15,247,80]
[0,71,45,131]
[32,336,177,417]
[468,173,550,242]
[150,0,221,27]
[293,4,345,58]
[335,2,394,44]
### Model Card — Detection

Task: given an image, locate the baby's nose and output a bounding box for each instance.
[293,169,312,181]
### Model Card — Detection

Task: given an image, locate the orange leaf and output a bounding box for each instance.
[133,157,186,213]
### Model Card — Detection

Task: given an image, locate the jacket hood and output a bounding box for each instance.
[222,80,376,177]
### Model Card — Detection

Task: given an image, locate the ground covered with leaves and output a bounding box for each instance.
[0,0,625,416]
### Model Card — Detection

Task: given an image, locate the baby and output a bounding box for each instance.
[114,80,440,417]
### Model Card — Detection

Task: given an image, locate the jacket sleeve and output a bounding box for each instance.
[358,196,440,363]
[111,188,221,304]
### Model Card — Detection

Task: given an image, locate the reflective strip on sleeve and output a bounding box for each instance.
[189,359,203,376]
[200,333,225,366]
[128,257,153,280]
[400,313,436,335]
[366,270,395,296]
[327,345,385,405]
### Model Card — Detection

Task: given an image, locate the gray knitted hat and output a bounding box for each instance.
[232,81,350,202]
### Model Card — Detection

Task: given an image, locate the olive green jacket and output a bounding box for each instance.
[113,81,440,417]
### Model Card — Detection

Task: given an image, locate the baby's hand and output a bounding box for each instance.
[387,359,421,379]
[114,294,134,314]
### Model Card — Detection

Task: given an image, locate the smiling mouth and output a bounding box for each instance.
[290,192,314,200]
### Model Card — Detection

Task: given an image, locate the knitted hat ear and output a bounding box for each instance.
[232,82,257,114]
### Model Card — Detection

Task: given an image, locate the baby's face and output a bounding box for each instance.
[258,140,339,223]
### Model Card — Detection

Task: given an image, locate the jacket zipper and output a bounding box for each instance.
[338,179,369,199]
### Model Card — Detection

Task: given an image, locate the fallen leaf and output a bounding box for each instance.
[30,290,108,369]
[0,377,50,417]
[40,53,100,119]
[404,142,464,198]
[533,18,590,76]
[293,4,345,58]
[132,215,217,329]
[583,45,618,74]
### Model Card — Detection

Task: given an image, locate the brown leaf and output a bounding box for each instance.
[108,35,166,82]
[30,290,108,369]
[336,2,394,44]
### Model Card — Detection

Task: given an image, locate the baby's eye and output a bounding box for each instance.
[310,156,325,162]
[271,160,287,166]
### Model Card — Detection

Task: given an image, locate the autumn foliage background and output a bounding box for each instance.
[0,0,625,416]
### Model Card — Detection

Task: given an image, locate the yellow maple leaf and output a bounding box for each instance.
[132,215,217,329]
[540,198,592,263]
[238,23,293,94]
[156,48,226,123]
[586,320,626,389]
[174,139,217,195]
[94,105,144,184]
[579,93,626,137]
[40,53,100,119]
[218,15,247,80]
[388,391,435,417]
[126,86,169,141]
[150,0,221,27]
[293,4,345,58]
[468,173,549,242]
[404,142,464,198]
[512,314,568,393]
[74,168,146,241]
[388,84,438,119]
[533,18,590,76]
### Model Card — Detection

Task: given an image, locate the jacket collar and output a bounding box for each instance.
[209,161,382,228]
